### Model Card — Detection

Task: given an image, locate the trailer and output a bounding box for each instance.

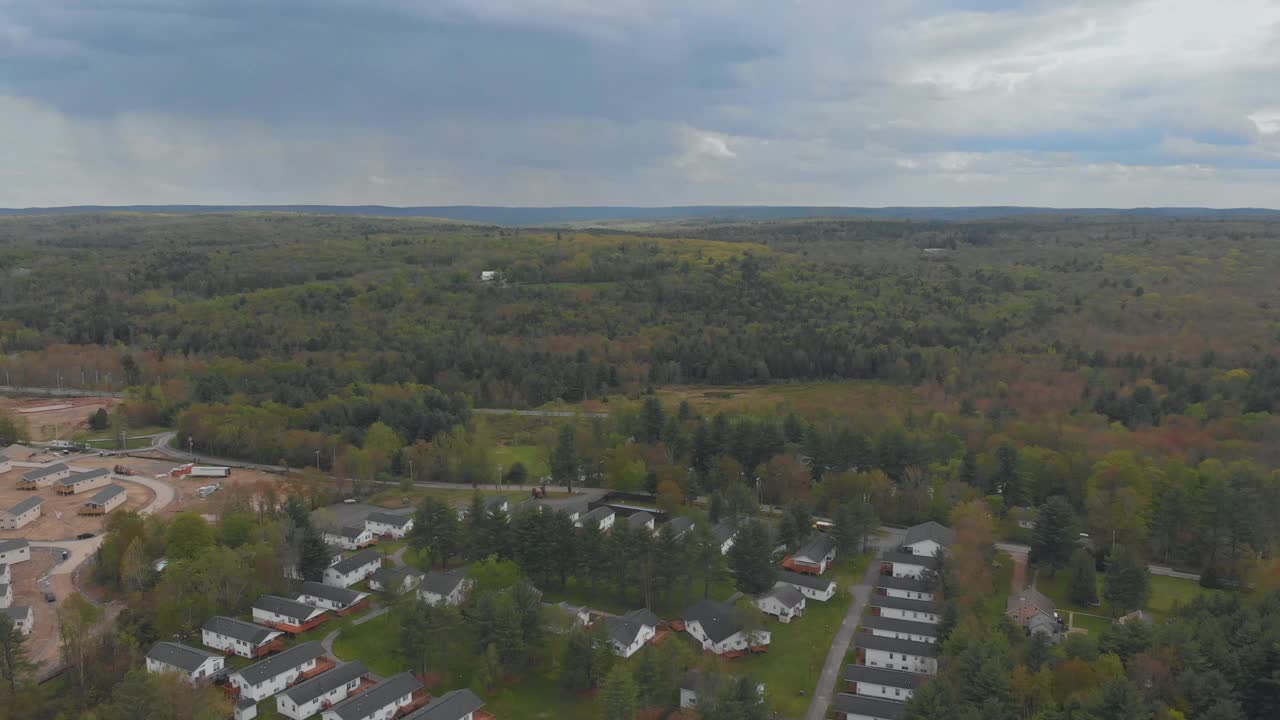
[190,466,231,478]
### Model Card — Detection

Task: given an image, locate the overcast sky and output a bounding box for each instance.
[3,0,1280,207]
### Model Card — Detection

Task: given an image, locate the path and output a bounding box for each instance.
[805,528,905,720]
[996,541,1200,582]
[388,546,408,568]
[323,604,393,661]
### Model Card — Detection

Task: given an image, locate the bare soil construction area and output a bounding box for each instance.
[11,550,72,669]
[0,472,154,542]
[0,396,118,441]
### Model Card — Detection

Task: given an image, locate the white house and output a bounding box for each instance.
[665,516,695,539]
[868,595,941,625]
[0,539,31,566]
[534,497,589,523]
[681,599,771,656]
[401,688,485,720]
[324,550,383,588]
[295,581,370,615]
[55,468,113,495]
[145,642,226,683]
[201,616,285,658]
[680,671,764,710]
[0,454,10,474]
[479,270,498,282]
[901,521,952,558]
[879,551,939,580]
[252,595,329,634]
[285,544,342,581]
[18,462,70,489]
[776,571,836,602]
[859,616,938,645]
[833,692,907,720]
[712,522,738,555]
[0,583,12,609]
[277,660,368,720]
[2,606,33,635]
[324,525,376,551]
[754,584,806,623]
[364,512,413,539]
[576,506,615,530]
[854,634,938,675]
[844,664,924,703]
[320,671,423,720]
[369,566,424,595]
[0,563,9,585]
[228,641,329,703]
[875,575,935,602]
[546,601,592,631]
[0,496,41,530]
[417,570,472,607]
[627,511,655,532]
[786,533,837,575]
[604,609,660,658]
[79,484,127,515]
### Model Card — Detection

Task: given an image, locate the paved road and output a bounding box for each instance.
[805,527,905,720]
[30,538,104,576]
[473,408,609,418]
[996,541,1201,581]
[0,385,123,399]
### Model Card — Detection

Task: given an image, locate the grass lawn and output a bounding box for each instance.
[375,540,407,556]
[333,612,405,676]
[494,444,550,479]
[539,575,738,620]
[726,556,868,718]
[1033,565,1221,635]
[1147,574,1219,616]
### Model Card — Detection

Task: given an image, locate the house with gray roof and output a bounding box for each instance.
[775,570,837,601]
[277,660,368,720]
[228,641,329,702]
[681,599,771,656]
[295,581,370,614]
[364,511,414,539]
[901,521,953,558]
[833,692,906,720]
[55,468,113,495]
[0,539,31,566]
[1,606,32,635]
[369,566,425,595]
[844,664,925,702]
[0,496,42,530]
[755,583,806,622]
[665,516,695,539]
[320,671,424,720]
[859,615,938,644]
[879,551,940,579]
[712,522,738,554]
[875,574,935,601]
[577,505,615,530]
[324,549,383,588]
[869,594,941,625]
[627,511,655,532]
[145,641,226,683]
[201,616,285,658]
[79,484,126,515]
[324,524,375,551]
[786,533,838,575]
[402,688,485,720]
[853,634,938,675]
[604,609,660,658]
[18,462,70,489]
[418,570,472,607]
[252,595,328,633]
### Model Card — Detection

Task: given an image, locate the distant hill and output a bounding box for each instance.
[2,204,1279,225]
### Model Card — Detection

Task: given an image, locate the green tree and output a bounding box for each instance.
[1032,496,1077,576]
[552,424,578,491]
[639,397,665,444]
[88,407,110,431]
[298,524,333,582]
[561,628,599,692]
[120,353,142,387]
[727,520,776,595]
[164,513,214,561]
[504,462,529,485]
[1103,544,1150,615]
[0,614,32,692]
[600,664,639,720]
[1067,548,1099,607]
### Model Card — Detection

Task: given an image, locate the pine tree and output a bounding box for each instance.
[727,520,776,595]
[0,615,33,692]
[298,524,332,582]
[600,664,639,720]
[552,424,578,491]
[1032,496,1076,575]
[1103,544,1150,615]
[639,397,665,445]
[1067,548,1099,606]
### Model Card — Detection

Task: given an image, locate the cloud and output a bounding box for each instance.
[0,0,1279,207]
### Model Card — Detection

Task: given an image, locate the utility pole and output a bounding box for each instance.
[315,450,321,470]
[188,435,194,457]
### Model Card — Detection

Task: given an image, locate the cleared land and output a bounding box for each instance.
[0,470,154,541]
[0,396,118,441]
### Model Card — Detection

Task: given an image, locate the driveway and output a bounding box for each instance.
[29,537,104,576]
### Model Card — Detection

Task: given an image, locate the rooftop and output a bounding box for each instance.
[1007,587,1056,616]
[202,616,280,645]
[146,641,221,673]
[794,533,837,562]
[875,575,933,594]
[324,672,422,720]
[0,539,31,554]
[903,521,954,549]
[297,581,367,606]
[254,594,323,621]
[58,468,110,486]
[22,463,67,480]
[282,660,368,705]
[233,641,326,686]
[682,599,743,644]
[832,693,906,720]
[869,594,941,614]
[776,570,837,592]
[760,583,806,609]
[420,570,468,596]
[844,664,927,690]
[859,615,940,638]
[330,549,383,576]
[855,633,938,658]
[627,511,654,529]
[5,496,43,516]
[84,484,126,505]
[365,511,412,528]
[880,551,941,569]
[402,688,484,720]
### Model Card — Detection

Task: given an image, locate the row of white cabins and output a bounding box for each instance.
[834,521,951,720]
[0,539,33,635]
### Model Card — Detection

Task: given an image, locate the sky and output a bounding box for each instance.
[2,0,1280,208]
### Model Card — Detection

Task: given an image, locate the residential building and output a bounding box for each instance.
[627,511,655,532]
[402,688,485,720]
[145,641,226,683]
[832,693,906,720]
[228,642,331,703]
[320,671,425,720]
[878,551,939,580]
[324,550,383,588]
[54,468,112,495]
[868,595,941,625]
[0,454,10,474]
[369,566,424,594]
[201,616,285,658]
[712,522,738,555]
[532,497,588,523]
[754,584,806,623]
[484,496,510,514]
[364,512,413,539]
[576,506,615,530]
[418,570,472,607]
[785,533,837,575]
[0,539,31,566]
[277,661,369,720]
[0,496,43,530]
[18,463,70,489]
[546,601,591,631]
[844,664,924,702]
[0,564,8,585]
[775,571,837,602]
[680,599,771,656]
[901,521,953,558]
[2,606,33,635]
[875,575,935,602]
[604,609,659,658]
[252,595,329,634]
[324,525,376,551]
[859,616,938,645]
[853,634,938,675]
[679,670,764,710]
[1007,587,1062,641]
[285,543,343,581]
[295,581,371,615]
[79,484,126,515]
[0,583,9,609]
[665,516,695,539]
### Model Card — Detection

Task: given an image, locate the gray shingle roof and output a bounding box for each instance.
[776,570,836,592]
[859,615,940,638]
[682,599,742,643]
[627,511,654,529]
[420,570,467,597]
[844,664,926,690]
[146,641,221,672]
[337,525,367,540]
[5,496,43,516]
[324,671,422,720]
[0,539,30,554]
[58,468,110,487]
[832,693,906,720]
[855,633,938,658]
[365,511,411,528]
[579,506,614,526]
[903,521,953,549]
[84,484,125,505]
[761,584,806,609]
[371,566,423,589]
[402,689,484,720]
[876,575,933,594]
[233,641,326,686]
[22,463,67,480]
[880,551,940,570]
[1,607,31,624]
[202,616,279,645]
[282,660,368,705]
[794,533,837,563]
[712,521,737,545]
[253,595,322,622]
[296,581,367,607]
[330,549,383,576]
[665,516,695,537]
[869,594,941,615]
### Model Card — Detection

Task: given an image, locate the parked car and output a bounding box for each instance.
[77,532,95,540]
[44,592,56,603]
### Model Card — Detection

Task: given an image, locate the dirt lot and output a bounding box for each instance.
[0,468,154,542]
[161,465,288,517]
[10,549,73,668]
[0,396,118,441]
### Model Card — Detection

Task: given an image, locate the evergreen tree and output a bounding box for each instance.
[727,520,776,595]
[298,523,332,581]
[552,424,578,491]
[639,396,665,444]
[600,664,639,720]
[1032,496,1077,575]
[504,461,529,485]
[1103,544,1150,615]
[1067,548,1099,606]
[0,615,32,692]
[89,407,110,431]
[561,628,597,692]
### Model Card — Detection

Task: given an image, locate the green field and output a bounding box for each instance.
[493,444,551,479]
[1033,566,1221,634]
[1147,574,1219,615]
